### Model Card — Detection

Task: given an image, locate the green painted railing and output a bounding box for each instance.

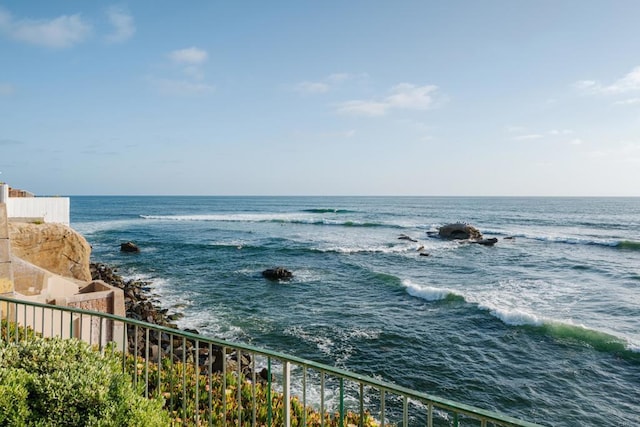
[0,295,543,427]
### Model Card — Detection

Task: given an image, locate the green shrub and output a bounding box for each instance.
[0,337,171,426]
[124,353,380,426]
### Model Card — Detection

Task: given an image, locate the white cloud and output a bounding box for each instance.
[613,97,640,106]
[569,138,583,145]
[549,129,573,136]
[575,66,640,95]
[337,83,440,116]
[104,6,135,44]
[385,83,438,110]
[148,77,215,96]
[169,47,208,65]
[337,100,387,116]
[0,6,91,48]
[153,47,213,95]
[0,83,15,95]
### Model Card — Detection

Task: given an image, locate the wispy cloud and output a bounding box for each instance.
[613,97,640,106]
[150,47,214,96]
[104,6,135,44]
[509,128,578,144]
[575,66,640,95]
[169,47,208,65]
[549,129,573,136]
[337,83,440,117]
[337,100,388,116]
[0,83,15,95]
[0,6,91,48]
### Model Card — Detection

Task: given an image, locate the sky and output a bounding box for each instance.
[1,1,640,196]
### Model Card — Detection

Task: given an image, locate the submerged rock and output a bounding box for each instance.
[262,267,293,281]
[120,241,140,253]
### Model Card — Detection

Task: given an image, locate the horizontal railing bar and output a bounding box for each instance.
[0,295,542,427]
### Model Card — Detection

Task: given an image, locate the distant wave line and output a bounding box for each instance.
[301,208,356,214]
[140,214,398,228]
[485,230,640,251]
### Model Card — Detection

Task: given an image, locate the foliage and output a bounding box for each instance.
[0,336,170,427]
[124,353,380,426]
[0,319,40,341]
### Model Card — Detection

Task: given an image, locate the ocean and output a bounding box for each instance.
[70,196,640,426]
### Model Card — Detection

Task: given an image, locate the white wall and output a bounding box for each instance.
[6,197,70,226]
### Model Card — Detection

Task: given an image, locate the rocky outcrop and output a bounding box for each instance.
[120,241,140,253]
[437,223,483,240]
[262,267,293,281]
[8,222,91,281]
[90,262,254,376]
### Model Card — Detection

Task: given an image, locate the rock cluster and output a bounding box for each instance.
[90,262,255,376]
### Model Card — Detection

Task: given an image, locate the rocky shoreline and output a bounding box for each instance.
[90,262,257,378]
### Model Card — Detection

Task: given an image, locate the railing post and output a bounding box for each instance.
[283,360,291,427]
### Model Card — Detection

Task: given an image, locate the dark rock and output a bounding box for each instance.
[437,223,483,240]
[262,267,293,281]
[419,252,430,257]
[473,238,498,246]
[120,241,140,253]
[398,234,418,242]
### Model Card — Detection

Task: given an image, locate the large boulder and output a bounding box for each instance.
[437,223,483,240]
[8,222,91,281]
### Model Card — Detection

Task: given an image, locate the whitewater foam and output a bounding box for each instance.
[402,279,461,301]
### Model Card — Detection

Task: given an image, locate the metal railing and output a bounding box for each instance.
[0,295,543,427]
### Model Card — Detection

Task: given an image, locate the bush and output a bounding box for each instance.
[0,337,170,427]
[124,353,379,426]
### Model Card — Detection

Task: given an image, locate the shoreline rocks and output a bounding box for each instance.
[90,262,255,377]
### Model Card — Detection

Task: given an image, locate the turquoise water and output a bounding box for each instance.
[71,196,640,426]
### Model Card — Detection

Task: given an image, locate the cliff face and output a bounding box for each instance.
[8,222,91,282]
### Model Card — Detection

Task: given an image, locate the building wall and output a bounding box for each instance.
[0,184,69,225]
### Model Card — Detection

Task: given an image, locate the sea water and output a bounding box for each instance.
[70,196,640,426]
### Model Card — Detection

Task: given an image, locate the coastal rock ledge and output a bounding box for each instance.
[8,222,92,281]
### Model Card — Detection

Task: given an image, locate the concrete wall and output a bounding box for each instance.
[0,203,14,295]
[0,184,70,225]
[4,279,126,352]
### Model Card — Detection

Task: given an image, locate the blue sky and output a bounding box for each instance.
[1,1,639,196]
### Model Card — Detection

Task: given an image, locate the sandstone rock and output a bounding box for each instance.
[8,222,91,281]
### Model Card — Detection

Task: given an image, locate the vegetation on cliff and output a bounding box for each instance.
[0,332,170,426]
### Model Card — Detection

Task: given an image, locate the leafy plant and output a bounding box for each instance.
[0,336,170,426]
[124,353,380,426]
